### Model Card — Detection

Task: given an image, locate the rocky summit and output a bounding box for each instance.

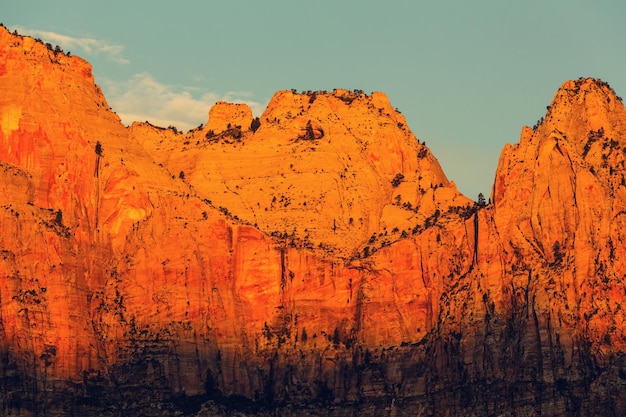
[1,25,626,416]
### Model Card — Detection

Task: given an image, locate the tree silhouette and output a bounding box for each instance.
[303,120,315,140]
[552,241,564,265]
[477,193,486,207]
[94,141,103,177]
[54,210,63,225]
[94,141,103,228]
[391,173,404,187]
[250,117,261,133]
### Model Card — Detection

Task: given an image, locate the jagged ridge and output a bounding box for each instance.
[1,25,626,416]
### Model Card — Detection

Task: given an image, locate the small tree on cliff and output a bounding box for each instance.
[54,209,63,225]
[303,120,315,140]
[552,241,565,266]
[94,141,103,229]
[477,193,487,207]
[250,117,261,133]
[391,173,404,187]
[94,141,103,177]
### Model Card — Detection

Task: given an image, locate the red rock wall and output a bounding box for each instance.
[1,26,626,415]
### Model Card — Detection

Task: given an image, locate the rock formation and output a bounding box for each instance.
[1,25,626,416]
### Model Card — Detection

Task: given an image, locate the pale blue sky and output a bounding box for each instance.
[4,1,626,199]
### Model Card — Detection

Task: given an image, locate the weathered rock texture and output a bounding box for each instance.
[1,25,626,416]
[130,87,469,259]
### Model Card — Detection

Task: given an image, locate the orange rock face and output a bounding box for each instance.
[1,26,626,416]
[130,87,470,260]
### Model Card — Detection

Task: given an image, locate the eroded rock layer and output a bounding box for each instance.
[1,26,626,416]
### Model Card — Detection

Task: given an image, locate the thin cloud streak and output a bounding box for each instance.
[13,26,129,64]
[101,73,266,131]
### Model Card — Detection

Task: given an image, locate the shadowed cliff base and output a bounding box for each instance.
[2,25,626,416]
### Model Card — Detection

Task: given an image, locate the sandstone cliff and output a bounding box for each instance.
[1,25,626,416]
[130,88,470,259]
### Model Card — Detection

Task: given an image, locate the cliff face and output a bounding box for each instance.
[1,25,626,416]
[130,87,470,260]
[491,78,626,350]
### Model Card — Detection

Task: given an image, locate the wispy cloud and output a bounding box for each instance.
[101,73,266,131]
[13,26,129,64]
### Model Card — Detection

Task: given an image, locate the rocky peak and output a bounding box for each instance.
[554,77,623,111]
[204,101,253,135]
[4,26,626,415]
[494,77,626,203]
[491,78,626,303]
[0,24,94,80]
[531,77,626,147]
[139,87,470,258]
[260,88,401,126]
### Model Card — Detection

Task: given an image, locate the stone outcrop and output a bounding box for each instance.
[129,87,470,259]
[204,101,253,135]
[1,25,626,416]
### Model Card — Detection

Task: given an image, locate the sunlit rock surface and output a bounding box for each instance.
[1,26,626,416]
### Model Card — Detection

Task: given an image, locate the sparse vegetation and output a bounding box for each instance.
[298,120,324,141]
[477,193,487,207]
[391,173,404,187]
[552,241,564,266]
[250,117,261,133]
[94,141,103,178]
[54,210,63,225]
[303,120,316,140]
